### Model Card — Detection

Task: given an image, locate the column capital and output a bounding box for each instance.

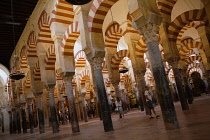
[61,72,74,85]
[167,56,180,68]
[138,23,159,43]
[89,57,104,70]
[26,98,33,105]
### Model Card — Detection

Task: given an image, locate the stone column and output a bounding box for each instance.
[181,70,194,104]
[36,94,45,133]
[62,73,80,133]
[21,103,27,134]
[11,108,16,134]
[89,57,114,132]
[48,85,59,133]
[16,107,21,134]
[8,111,12,134]
[81,93,88,122]
[27,98,34,133]
[60,100,67,125]
[167,57,189,110]
[113,83,120,98]
[138,23,179,130]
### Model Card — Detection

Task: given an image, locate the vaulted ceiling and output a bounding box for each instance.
[0,0,38,69]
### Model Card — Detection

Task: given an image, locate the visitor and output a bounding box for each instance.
[145,86,160,119]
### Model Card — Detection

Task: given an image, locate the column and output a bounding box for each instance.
[167,57,189,110]
[21,103,27,134]
[36,94,45,133]
[8,111,12,134]
[81,93,88,122]
[62,73,80,133]
[181,69,194,104]
[27,98,34,134]
[113,83,120,98]
[139,23,179,130]
[60,100,67,125]
[16,107,21,134]
[89,57,114,132]
[11,108,16,134]
[48,85,59,133]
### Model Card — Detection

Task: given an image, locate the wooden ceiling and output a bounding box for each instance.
[0,0,38,69]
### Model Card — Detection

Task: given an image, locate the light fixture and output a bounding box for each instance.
[119,67,129,73]
[9,73,25,80]
[65,0,92,5]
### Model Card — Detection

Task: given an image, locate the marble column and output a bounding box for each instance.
[81,93,88,122]
[113,84,120,98]
[11,108,16,134]
[27,98,34,134]
[89,57,113,132]
[21,103,27,134]
[48,85,59,133]
[60,100,67,125]
[16,108,21,134]
[62,74,80,133]
[36,95,45,133]
[181,70,194,104]
[138,23,179,130]
[168,57,189,110]
[1,112,4,133]
[9,111,12,134]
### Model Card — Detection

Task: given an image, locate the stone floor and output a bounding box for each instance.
[1,96,210,140]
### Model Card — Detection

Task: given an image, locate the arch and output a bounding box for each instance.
[51,0,74,25]
[79,69,90,81]
[88,0,119,33]
[105,23,123,48]
[189,68,203,77]
[20,46,28,69]
[177,21,205,45]
[55,70,63,81]
[111,50,130,70]
[75,50,87,68]
[136,37,147,58]
[179,39,203,58]
[61,22,80,56]
[34,61,41,81]
[0,64,9,85]
[37,10,54,44]
[165,62,172,75]
[45,45,56,70]
[27,31,37,57]
[25,72,31,89]
[187,63,201,71]
[168,9,208,42]
[105,78,111,88]
[185,55,202,65]
[168,69,175,84]
[157,0,177,19]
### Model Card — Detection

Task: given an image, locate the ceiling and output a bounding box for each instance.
[0,0,38,70]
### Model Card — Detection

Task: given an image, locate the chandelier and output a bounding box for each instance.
[65,0,92,5]
[9,73,25,80]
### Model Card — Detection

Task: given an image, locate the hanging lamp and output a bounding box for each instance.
[65,0,92,5]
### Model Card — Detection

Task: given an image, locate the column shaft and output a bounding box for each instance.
[183,76,194,104]
[61,101,67,125]
[37,96,45,133]
[16,109,21,134]
[81,96,88,122]
[65,79,80,133]
[21,108,27,133]
[94,68,113,132]
[49,89,59,133]
[28,104,34,133]
[146,40,179,130]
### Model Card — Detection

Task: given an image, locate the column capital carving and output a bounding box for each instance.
[61,72,74,85]
[167,56,180,68]
[89,57,104,70]
[52,34,64,42]
[138,23,159,43]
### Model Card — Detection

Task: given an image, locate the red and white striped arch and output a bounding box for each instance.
[19,84,23,95]
[168,69,175,84]
[88,0,119,33]
[177,21,205,45]
[55,70,63,81]
[123,14,139,35]
[157,0,177,19]
[61,22,80,56]
[102,60,108,74]
[20,47,28,69]
[189,68,202,77]
[111,50,130,70]
[105,78,111,88]
[51,0,74,25]
[75,50,87,68]
[34,61,41,81]
[185,55,202,65]
[79,69,90,84]
[168,9,208,42]
[187,63,201,72]
[27,31,37,57]
[45,45,56,70]
[25,72,31,89]
[165,62,172,75]
[37,10,54,44]
[105,23,123,48]
[136,37,147,58]
[179,38,203,58]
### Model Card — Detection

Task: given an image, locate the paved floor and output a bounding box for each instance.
[1,96,210,140]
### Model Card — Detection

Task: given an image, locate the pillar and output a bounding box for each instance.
[60,100,67,125]
[62,73,80,133]
[138,23,179,130]
[11,108,16,134]
[8,111,12,134]
[27,98,34,134]
[181,70,194,104]
[113,83,120,98]
[81,93,88,122]
[16,108,21,134]
[89,57,114,132]
[36,94,45,133]
[167,57,189,110]
[21,103,27,134]
[48,85,59,133]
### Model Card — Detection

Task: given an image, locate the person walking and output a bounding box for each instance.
[145,86,160,119]
[115,97,125,122]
